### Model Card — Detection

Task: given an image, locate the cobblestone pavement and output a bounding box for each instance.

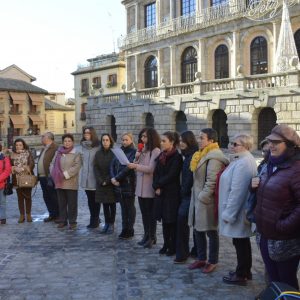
[0,183,295,300]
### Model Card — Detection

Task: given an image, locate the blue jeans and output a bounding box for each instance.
[0,190,6,219]
[194,230,219,264]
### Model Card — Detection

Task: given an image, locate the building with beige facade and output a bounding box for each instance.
[86,0,300,148]
[45,99,75,134]
[71,52,125,133]
[0,65,47,141]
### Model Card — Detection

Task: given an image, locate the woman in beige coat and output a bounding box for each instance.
[188,128,228,273]
[50,134,81,230]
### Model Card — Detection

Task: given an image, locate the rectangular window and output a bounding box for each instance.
[92,76,101,88]
[181,0,196,16]
[145,2,156,28]
[107,74,117,87]
[63,113,67,128]
[81,78,89,96]
[211,0,228,6]
[81,103,86,113]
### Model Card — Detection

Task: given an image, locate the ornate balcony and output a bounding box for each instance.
[118,2,247,50]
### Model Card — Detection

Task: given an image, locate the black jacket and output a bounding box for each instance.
[110,145,136,199]
[153,150,183,223]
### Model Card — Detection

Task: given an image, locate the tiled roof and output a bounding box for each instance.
[0,77,47,94]
[45,99,74,111]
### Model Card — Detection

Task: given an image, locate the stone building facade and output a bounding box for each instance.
[86,0,300,149]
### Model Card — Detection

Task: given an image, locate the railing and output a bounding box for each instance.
[9,110,23,115]
[103,93,122,103]
[139,88,159,99]
[245,73,288,89]
[118,2,247,49]
[166,83,194,96]
[202,78,236,92]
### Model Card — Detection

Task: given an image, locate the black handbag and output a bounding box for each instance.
[2,158,13,196]
[47,176,55,188]
[256,281,299,300]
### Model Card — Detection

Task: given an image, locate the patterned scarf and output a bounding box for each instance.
[158,147,177,166]
[12,150,29,167]
[190,143,219,172]
[51,146,74,188]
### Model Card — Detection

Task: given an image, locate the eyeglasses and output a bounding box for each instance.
[268,140,284,145]
[230,142,243,147]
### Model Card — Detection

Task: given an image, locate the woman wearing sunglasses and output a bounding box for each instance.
[219,134,257,286]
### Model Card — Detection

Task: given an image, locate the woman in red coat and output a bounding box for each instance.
[0,144,12,224]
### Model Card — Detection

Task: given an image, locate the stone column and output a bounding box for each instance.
[197,39,205,76]
[135,54,139,88]
[170,0,175,19]
[135,3,140,30]
[156,0,161,26]
[157,49,163,86]
[170,45,176,85]
[232,31,239,77]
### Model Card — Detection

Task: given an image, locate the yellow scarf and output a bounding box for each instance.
[190,143,219,172]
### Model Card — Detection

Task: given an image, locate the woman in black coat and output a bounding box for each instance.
[110,133,136,240]
[94,133,115,234]
[153,131,183,256]
[174,131,198,263]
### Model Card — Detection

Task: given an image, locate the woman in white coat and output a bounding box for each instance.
[219,134,257,286]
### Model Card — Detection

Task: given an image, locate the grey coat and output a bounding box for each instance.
[79,143,99,190]
[188,149,229,232]
[218,151,257,238]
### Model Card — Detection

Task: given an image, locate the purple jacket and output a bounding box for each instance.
[135,148,160,198]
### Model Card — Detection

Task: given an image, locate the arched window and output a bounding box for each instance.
[144,56,158,88]
[181,47,198,83]
[145,113,154,128]
[250,36,268,75]
[175,111,188,133]
[258,108,277,147]
[215,44,229,79]
[212,109,228,148]
[294,29,300,60]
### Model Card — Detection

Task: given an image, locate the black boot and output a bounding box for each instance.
[137,234,148,246]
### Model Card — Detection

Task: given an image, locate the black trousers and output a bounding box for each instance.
[163,222,176,252]
[85,190,100,225]
[56,189,78,224]
[103,203,116,224]
[176,214,190,260]
[232,237,252,277]
[138,197,156,239]
[120,195,136,231]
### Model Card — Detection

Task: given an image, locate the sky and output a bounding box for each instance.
[0,0,126,98]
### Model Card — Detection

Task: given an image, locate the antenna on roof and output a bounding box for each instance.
[107,11,116,53]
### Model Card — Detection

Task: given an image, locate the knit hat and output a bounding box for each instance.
[266,124,300,146]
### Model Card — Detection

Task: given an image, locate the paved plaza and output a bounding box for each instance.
[0,183,294,300]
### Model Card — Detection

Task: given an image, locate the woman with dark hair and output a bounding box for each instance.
[94,133,116,234]
[153,131,183,256]
[128,127,161,248]
[188,128,228,272]
[50,134,81,230]
[174,131,198,263]
[111,133,136,239]
[253,125,300,290]
[0,144,12,224]
[11,138,35,223]
[80,126,101,228]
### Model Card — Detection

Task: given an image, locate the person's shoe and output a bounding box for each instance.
[43,216,55,222]
[202,263,217,273]
[57,223,67,229]
[106,224,114,234]
[0,219,6,224]
[87,223,99,229]
[54,218,61,224]
[137,235,148,246]
[188,260,206,270]
[166,249,176,256]
[223,273,248,286]
[100,223,109,234]
[18,215,25,223]
[118,229,127,239]
[189,247,197,258]
[174,257,188,264]
[143,238,154,249]
[127,229,134,238]
[26,214,32,222]
[228,271,252,280]
[69,223,77,230]
[159,245,168,255]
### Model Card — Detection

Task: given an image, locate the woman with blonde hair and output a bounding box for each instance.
[110,133,136,239]
[219,134,257,285]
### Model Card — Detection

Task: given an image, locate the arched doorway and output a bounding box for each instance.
[145,113,154,128]
[212,109,228,148]
[175,111,188,133]
[108,115,117,142]
[258,108,277,147]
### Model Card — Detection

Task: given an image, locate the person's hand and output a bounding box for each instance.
[111,178,120,186]
[135,152,141,160]
[127,163,136,169]
[155,188,161,196]
[251,176,260,189]
[15,166,24,173]
[102,181,107,186]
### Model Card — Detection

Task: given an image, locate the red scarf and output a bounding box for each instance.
[158,147,177,165]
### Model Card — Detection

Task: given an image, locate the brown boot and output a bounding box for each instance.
[26,214,32,222]
[18,215,25,223]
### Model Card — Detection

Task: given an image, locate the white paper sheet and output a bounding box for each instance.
[111,147,129,165]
